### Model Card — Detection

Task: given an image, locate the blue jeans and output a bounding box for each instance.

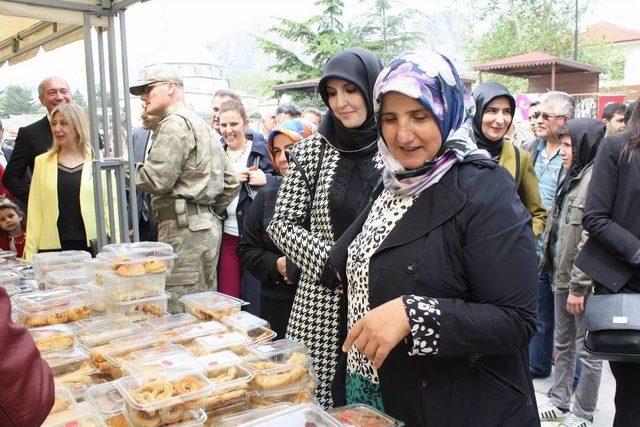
[529,273,554,376]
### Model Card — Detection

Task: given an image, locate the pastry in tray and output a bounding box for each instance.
[249,389,313,407]
[246,352,309,390]
[33,328,75,353]
[187,305,240,321]
[22,305,91,328]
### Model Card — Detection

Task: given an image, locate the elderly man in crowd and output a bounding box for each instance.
[3,76,71,207]
[129,65,239,312]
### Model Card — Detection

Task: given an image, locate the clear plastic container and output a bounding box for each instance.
[224,311,269,330]
[117,367,213,426]
[216,403,292,427]
[98,269,166,301]
[74,314,142,348]
[144,313,198,333]
[244,340,312,391]
[161,320,227,344]
[328,404,405,427]
[0,270,21,287]
[61,376,107,404]
[179,292,246,321]
[106,292,169,322]
[43,269,91,289]
[32,250,91,280]
[199,352,253,411]
[84,283,107,313]
[123,345,200,377]
[206,399,254,426]
[100,331,164,379]
[2,283,20,297]
[237,404,340,426]
[53,354,101,398]
[123,406,207,427]
[101,411,132,427]
[98,242,177,275]
[194,331,252,356]
[44,346,89,375]
[29,324,75,353]
[42,401,102,427]
[51,386,76,415]
[13,287,94,327]
[86,258,112,283]
[85,381,124,416]
[248,387,316,408]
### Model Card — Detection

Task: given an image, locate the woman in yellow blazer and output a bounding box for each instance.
[471,82,547,238]
[25,103,118,261]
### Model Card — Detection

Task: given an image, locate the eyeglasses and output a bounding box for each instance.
[541,112,565,121]
[529,111,542,119]
[141,82,170,95]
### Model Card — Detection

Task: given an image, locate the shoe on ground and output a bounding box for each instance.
[539,403,569,422]
[559,413,593,427]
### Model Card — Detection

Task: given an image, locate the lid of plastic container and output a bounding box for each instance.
[217,403,293,427]
[13,287,93,315]
[53,386,77,412]
[238,403,340,426]
[144,313,197,332]
[97,242,176,263]
[106,330,163,356]
[224,311,269,331]
[197,350,243,370]
[0,270,21,284]
[162,320,227,343]
[179,291,246,312]
[242,325,277,344]
[105,290,170,306]
[195,331,251,352]
[124,346,201,377]
[2,284,20,297]
[122,406,206,427]
[29,324,74,346]
[33,250,92,266]
[74,316,142,348]
[116,366,213,412]
[85,381,124,415]
[43,346,89,369]
[249,339,308,358]
[328,404,403,426]
[43,270,91,288]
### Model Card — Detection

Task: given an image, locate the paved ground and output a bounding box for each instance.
[533,363,615,426]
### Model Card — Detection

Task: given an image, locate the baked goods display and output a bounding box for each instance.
[116,368,212,427]
[105,292,169,322]
[328,404,402,427]
[13,287,94,327]
[179,291,245,321]
[30,324,75,353]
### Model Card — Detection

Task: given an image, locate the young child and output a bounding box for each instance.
[0,200,26,257]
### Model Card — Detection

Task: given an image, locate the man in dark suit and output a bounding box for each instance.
[129,111,158,241]
[2,77,72,207]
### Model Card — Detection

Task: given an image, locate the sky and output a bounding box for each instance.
[0,0,638,100]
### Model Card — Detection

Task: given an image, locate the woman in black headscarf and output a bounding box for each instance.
[472,82,547,238]
[268,48,383,407]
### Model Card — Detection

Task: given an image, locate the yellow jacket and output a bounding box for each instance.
[25,152,120,261]
[500,139,548,238]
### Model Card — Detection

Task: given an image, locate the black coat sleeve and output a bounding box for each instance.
[2,127,31,206]
[238,188,282,285]
[437,166,538,357]
[583,137,640,264]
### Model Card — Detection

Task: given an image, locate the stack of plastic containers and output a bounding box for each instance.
[12,287,94,327]
[223,311,276,344]
[243,339,317,408]
[96,242,176,322]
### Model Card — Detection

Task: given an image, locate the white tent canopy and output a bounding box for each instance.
[0,0,145,246]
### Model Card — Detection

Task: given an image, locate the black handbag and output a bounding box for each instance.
[584,293,640,362]
[283,142,326,284]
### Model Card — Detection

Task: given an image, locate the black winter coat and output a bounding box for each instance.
[331,158,540,427]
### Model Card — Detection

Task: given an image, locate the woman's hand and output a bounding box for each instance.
[248,168,267,187]
[566,293,585,315]
[236,170,249,183]
[342,297,410,369]
[276,256,287,277]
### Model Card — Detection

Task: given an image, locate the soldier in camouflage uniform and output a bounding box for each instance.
[130,66,239,312]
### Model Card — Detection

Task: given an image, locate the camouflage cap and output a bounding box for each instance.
[129,65,184,96]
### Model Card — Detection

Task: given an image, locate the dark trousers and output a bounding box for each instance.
[529,272,555,376]
[610,361,640,427]
[260,292,294,339]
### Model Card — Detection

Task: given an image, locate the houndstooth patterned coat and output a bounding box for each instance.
[267,133,381,408]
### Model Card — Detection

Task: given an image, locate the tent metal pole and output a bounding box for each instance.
[83,12,107,249]
[119,10,139,242]
[96,27,117,243]
[106,13,130,243]
[3,0,104,13]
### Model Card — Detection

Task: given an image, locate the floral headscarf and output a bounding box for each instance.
[266,118,317,175]
[373,51,489,196]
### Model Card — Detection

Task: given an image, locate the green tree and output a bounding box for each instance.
[463,0,624,92]
[72,89,88,109]
[0,85,41,117]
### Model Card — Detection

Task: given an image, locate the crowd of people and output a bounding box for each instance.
[0,46,639,426]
